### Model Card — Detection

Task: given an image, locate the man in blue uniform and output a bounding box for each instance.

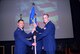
[14,19,36,54]
[34,14,56,54]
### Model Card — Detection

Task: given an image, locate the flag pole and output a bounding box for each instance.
[32,2,37,54]
[34,35,37,54]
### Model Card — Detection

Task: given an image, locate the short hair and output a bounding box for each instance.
[17,19,24,23]
[43,13,49,17]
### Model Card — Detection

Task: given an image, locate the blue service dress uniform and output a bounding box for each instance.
[14,28,33,54]
[36,21,56,54]
[36,28,44,54]
[36,32,43,54]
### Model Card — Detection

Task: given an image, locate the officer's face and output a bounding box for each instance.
[17,21,24,29]
[43,15,49,24]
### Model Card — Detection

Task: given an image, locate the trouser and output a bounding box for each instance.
[45,51,55,54]
[37,50,42,54]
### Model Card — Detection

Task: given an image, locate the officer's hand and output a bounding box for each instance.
[33,23,37,28]
[33,35,36,40]
[32,43,36,46]
[32,28,36,33]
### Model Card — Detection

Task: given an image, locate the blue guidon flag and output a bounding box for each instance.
[29,3,37,25]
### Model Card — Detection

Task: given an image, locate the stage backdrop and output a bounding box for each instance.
[0,0,73,41]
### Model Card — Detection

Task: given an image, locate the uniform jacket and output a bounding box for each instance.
[36,21,56,51]
[14,28,33,54]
